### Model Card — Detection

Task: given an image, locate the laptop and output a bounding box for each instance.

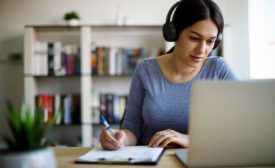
[176,80,275,167]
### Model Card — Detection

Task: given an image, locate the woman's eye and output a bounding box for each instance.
[190,37,199,41]
[207,40,215,45]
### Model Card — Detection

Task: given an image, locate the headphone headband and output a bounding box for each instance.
[165,1,182,23]
[162,0,222,49]
[162,1,183,42]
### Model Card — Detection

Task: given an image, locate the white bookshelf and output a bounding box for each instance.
[24,25,165,147]
[24,25,92,146]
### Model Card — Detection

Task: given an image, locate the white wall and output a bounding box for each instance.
[0,0,249,73]
[248,0,275,79]
[0,0,249,142]
[0,62,24,141]
[215,0,249,79]
[0,0,177,43]
[0,62,6,141]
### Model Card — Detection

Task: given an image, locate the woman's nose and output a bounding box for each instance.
[195,42,207,55]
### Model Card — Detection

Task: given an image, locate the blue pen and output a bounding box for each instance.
[100,115,114,137]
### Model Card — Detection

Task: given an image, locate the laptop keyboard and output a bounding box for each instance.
[175,149,188,165]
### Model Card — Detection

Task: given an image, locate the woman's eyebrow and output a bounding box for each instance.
[189,31,217,39]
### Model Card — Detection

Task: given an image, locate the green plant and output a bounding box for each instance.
[4,101,55,151]
[63,11,80,21]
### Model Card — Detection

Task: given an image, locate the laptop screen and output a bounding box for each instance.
[187,80,275,167]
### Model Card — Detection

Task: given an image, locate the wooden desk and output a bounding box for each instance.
[53,147,185,168]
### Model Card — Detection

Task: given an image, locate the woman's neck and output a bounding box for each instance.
[157,53,203,84]
[168,53,203,80]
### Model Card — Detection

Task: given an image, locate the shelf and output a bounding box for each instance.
[92,75,133,78]
[25,24,162,29]
[24,25,165,147]
[25,74,82,77]
[92,122,120,126]
[54,123,92,127]
[27,75,134,78]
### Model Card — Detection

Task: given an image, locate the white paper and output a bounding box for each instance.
[77,146,164,163]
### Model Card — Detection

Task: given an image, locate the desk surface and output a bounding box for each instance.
[53,147,185,168]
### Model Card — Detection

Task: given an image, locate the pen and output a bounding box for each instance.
[100,115,114,137]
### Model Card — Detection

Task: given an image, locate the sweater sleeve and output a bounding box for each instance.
[121,62,145,142]
[216,57,238,80]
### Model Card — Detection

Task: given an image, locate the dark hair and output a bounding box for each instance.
[166,0,224,53]
[173,0,223,39]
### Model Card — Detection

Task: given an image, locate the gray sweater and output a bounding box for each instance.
[121,56,237,145]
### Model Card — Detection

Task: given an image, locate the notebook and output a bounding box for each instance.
[75,146,164,165]
[176,80,275,167]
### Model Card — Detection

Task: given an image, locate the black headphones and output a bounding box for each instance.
[162,0,222,49]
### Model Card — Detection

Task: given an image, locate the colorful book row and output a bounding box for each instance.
[91,46,147,76]
[92,93,128,124]
[35,94,81,125]
[33,41,81,76]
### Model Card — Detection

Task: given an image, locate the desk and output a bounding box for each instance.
[53,147,185,168]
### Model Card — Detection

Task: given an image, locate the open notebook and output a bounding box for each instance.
[75,146,164,165]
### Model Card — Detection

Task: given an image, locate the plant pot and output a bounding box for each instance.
[0,147,56,168]
[66,19,80,26]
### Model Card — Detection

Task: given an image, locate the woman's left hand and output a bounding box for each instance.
[148,129,189,148]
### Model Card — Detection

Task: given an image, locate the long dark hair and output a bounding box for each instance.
[167,0,224,53]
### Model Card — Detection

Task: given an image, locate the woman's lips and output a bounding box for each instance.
[191,55,204,63]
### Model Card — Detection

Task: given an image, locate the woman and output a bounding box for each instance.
[100,0,237,150]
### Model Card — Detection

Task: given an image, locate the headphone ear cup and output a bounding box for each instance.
[213,33,223,49]
[163,22,177,42]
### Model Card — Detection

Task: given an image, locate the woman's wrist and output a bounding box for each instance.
[180,134,189,147]
[121,129,137,146]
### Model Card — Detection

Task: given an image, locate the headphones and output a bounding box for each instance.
[162,0,222,49]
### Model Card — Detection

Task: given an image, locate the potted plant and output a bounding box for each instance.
[63,11,80,26]
[0,101,57,168]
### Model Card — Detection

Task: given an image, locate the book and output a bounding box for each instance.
[54,94,61,124]
[72,94,81,124]
[48,42,54,75]
[75,146,164,165]
[53,41,62,76]
[105,93,114,122]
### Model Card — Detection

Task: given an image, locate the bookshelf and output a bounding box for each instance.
[24,25,92,146]
[24,25,165,147]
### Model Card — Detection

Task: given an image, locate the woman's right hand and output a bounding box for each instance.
[99,128,126,150]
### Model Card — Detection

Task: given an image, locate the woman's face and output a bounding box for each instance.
[174,18,219,68]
